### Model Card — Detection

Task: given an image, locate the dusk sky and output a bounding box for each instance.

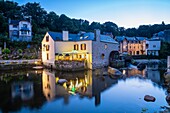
[15,0,170,28]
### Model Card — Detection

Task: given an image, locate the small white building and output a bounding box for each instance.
[41,30,118,70]
[145,38,161,56]
[9,19,32,42]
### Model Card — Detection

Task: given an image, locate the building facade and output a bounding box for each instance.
[145,39,161,56]
[115,36,146,55]
[41,30,118,70]
[9,19,32,42]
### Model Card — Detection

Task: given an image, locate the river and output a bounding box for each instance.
[0,64,169,113]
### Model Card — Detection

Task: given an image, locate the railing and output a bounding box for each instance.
[0,59,41,65]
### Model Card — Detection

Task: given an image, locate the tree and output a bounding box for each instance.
[89,22,101,31]
[46,11,59,31]
[0,34,9,47]
[102,21,118,36]
[21,2,47,33]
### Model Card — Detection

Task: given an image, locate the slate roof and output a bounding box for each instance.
[115,36,146,42]
[48,31,62,41]
[47,31,118,43]
[9,20,20,25]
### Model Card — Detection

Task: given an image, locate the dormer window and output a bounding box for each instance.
[46,36,49,42]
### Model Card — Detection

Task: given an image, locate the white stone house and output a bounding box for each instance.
[41,30,118,70]
[9,19,32,42]
[145,38,161,56]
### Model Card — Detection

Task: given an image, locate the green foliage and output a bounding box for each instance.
[159,42,170,59]
[18,49,23,53]
[0,1,170,38]
[2,48,10,54]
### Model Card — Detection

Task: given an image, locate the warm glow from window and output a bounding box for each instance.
[74,44,79,50]
[46,45,50,51]
[81,43,86,50]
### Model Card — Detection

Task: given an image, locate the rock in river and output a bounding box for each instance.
[108,66,122,76]
[144,95,156,102]
[166,94,170,101]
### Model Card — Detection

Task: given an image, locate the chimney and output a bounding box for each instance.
[62,31,69,41]
[94,29,100,41]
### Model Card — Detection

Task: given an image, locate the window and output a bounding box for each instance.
[137,51,139,55]
[46,36,49,42]
[104,44,108,49]
[13,25,17,28]
[23,24,27,28]
[146,44,149,49]
[81,43,86,50]
[153,45,156,48]
[21,31,27,35]
[74,44,79,50]
[101,53,105,59]
[47,53,49,60]
[46,45,50,51]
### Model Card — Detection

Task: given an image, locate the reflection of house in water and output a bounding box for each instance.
[146,64,161,84]
[91,69,118,106]
[11,82,34,101]
[42,70,57,101]
[42,69,118,106]
[122,64,161,84]
[122,69,145,77]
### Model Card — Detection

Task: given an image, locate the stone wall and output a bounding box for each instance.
[92,41,118,69]
[0,64,37,70]
[110,60,125,68]
[55,60,85,71]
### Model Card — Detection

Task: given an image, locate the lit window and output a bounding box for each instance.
[74,44,79,50]
[104,44,108,49]
[46,36,49,42]
[81,43,86,50]
[46,45,50,51]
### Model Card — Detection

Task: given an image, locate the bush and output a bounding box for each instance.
[2,48,10,54]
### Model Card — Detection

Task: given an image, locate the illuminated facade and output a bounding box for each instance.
[115,36,146,55]
[42,30,118,70]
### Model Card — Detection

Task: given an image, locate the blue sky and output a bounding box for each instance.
[15,0,170,28]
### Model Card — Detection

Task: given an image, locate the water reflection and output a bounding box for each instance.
[122,64,163,84]
[0,70,46,113]
[0,64,168,113]
[11,81,34,101]
[42,69,118,106]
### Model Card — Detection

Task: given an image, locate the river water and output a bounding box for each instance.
[0,64,169,113]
